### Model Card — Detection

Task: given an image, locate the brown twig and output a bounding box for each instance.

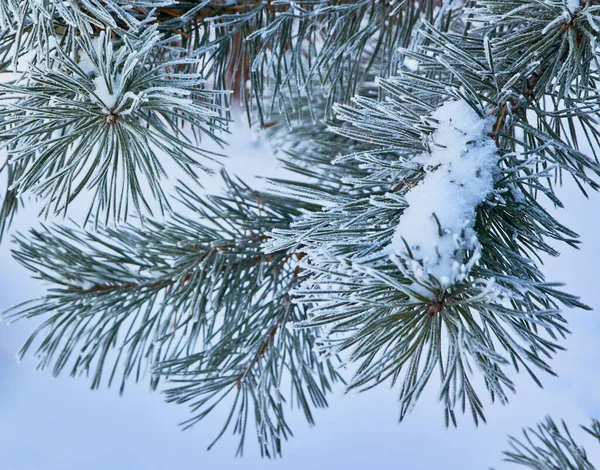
[426,291,447,318]
[71,233,302,296]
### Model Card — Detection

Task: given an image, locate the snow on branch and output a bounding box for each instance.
[391,100,497,292]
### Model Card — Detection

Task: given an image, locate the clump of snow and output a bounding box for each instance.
[402,57,419,72]
[391,100,497,292]
[566,0,581,13]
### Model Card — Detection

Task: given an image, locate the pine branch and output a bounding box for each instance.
[175,0,424,123]
[503,416,600,469]
[7,172,340,456]
[0,25,228,224]
[5,0,600,459]
[474,0,600,101]
[264,8,600,426]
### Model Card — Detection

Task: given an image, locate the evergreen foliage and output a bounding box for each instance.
[503,417,600,469]
[1,0,599,461]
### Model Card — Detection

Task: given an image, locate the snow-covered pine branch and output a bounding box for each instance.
[268,11,600,426]
[4,0,600,460]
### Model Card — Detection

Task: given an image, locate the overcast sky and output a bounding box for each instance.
[1,124,600,469]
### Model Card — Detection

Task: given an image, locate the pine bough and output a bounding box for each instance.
[0,0,599,463]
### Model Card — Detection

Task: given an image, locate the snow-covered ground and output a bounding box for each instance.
[1,120,599,469]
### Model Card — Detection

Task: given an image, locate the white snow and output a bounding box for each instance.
[391,100,497,291]
[402,57,419,72]
[78,41,99,76]
[92,74,120,109]
[566,0,581,13]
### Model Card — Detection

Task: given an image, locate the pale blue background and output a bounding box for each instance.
[1,135,599,469]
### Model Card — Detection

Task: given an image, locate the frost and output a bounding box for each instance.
[390,100,497,291]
